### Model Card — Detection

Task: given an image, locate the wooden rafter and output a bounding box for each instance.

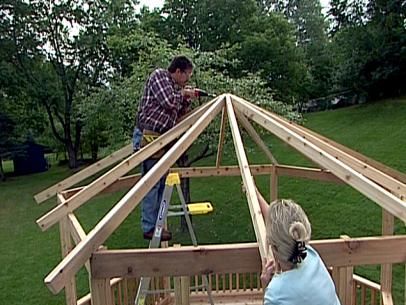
[225,95,268,259]
[36,98,219,232]
[34,144,133,203]
[234,95,406,198]
[34,99,218,205]
[215,106,227,167]
[43,95,225,294]
[235,109,278,165]
[231,95,406,222]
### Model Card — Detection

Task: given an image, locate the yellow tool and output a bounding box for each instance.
[187,202,213,215]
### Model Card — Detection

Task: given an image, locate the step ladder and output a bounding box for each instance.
[134,173,214,305]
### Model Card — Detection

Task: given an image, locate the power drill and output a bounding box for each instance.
[194,88,216,98]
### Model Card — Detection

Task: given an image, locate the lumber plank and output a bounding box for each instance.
[43,96,225,294]
[294,119,406,184]
[231,95,406,222]
[216,106,227,167]
[61,164,343,198]
[34,144,133,203]
[237,96,406,198]
[90,236,406,279]
[225,95,268,259]
[67,213,90,273]
[235,109,278,164]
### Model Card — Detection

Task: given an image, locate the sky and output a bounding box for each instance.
[138,0,331,10]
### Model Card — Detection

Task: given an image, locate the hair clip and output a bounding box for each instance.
[289,241,307,264]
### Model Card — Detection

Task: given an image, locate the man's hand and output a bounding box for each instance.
[181,86,198,99]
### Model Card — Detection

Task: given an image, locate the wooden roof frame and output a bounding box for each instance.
[34,94,406,296]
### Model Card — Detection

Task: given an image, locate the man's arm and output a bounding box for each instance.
[178,97,192,119]
[149,71,182,111]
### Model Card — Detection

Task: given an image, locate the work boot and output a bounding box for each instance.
[143,228,172,241]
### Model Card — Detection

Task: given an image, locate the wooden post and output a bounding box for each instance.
[90,278,112,305]
[270,166,278,202]
[180,276,190,305]
[331,236,354,305]
[58,194,77,305]
[173,244,190,305]
[381,209,394,305]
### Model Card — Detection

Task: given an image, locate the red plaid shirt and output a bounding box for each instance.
[137,69,191,133]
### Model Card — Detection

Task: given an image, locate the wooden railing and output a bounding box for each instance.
[353,275,381,305]
[75,271,383,305]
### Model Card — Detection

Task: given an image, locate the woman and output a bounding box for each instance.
[256,189,341,305]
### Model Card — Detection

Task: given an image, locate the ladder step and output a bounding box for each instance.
[187,202,213,215]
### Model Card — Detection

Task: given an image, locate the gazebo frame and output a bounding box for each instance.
[35,94,406,305]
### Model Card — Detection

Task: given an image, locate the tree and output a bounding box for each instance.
[234,14,308,103]
[162,0,258,51]
[328,0,366,36]
[2,0,139,168]
[264,0,333,100]
[328,0,406,98]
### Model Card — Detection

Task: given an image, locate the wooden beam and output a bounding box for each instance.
[92,243,261,279]
[90,236,406,279]
[44,96,225,294]
[215,106,227,167]
[235,109,278,164]
[67,213,90,273]
[295,120,406,184]
[336,235,353,305]
[61,164,343,198]
[225,95,267,259]
[34,144,133,203]
[231,95,406,222]
[238,96,406,198]
[36,98,218,232]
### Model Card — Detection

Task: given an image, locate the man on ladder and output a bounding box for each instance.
[135,173,214,305]
[132,55,198,242]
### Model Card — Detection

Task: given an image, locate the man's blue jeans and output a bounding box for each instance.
[132,127,142,152]
[141,158,167,233]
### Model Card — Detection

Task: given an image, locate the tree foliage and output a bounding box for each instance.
[328,0,406,98]
[161,0,258,51]
[0,0,404,171]
[1,0,139,168]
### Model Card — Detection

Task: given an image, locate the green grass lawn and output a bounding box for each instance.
[0,97,405,304]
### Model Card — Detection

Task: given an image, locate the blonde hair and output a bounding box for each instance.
[266,199,311,265]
